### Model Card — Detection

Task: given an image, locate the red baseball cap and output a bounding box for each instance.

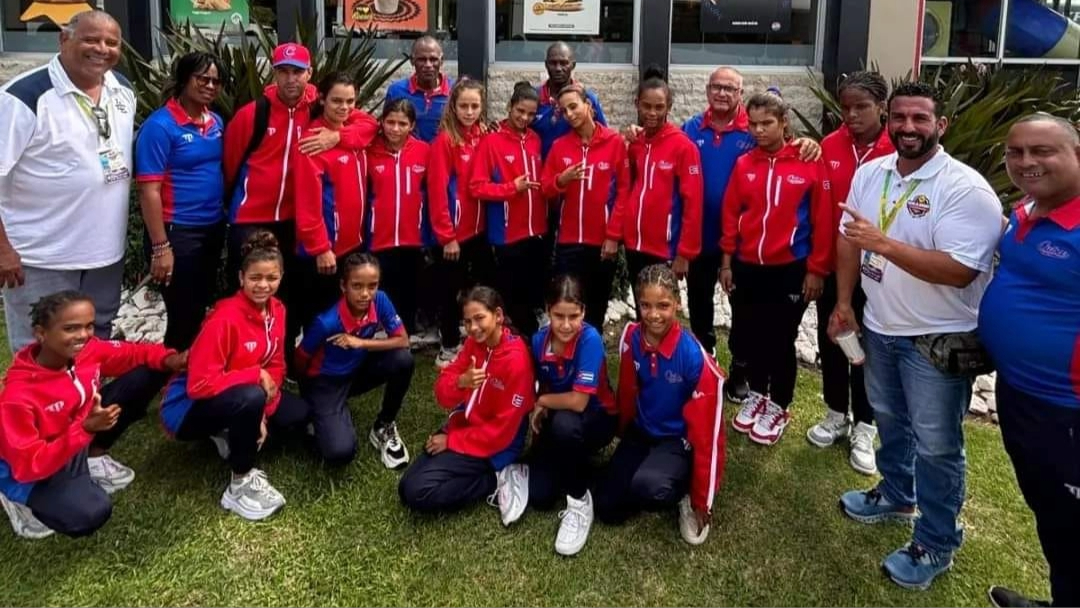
[272,43,311,70]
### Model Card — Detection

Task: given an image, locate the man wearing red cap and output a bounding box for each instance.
[223,42,377,374]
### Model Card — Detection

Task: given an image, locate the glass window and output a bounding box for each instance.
[494,0,634,64]
[325,0,458,60]
[922,0,1001,58]
[3,0,104,52]
[1002,0,1080,59]
[670,0,819,66]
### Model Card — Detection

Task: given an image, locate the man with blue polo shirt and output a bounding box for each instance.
[384,36,452,144]
[980,113,1080,608]
[533,42,607,158]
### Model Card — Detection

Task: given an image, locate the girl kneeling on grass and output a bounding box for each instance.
[527,274,617,556]
[295,253,414,470]
[0,291,185,539]
[160,231,310,521]
[398,286,534,526]
[592,264,726,546]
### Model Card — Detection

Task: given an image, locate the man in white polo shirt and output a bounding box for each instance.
[827,81,1002,590]
[0,9,135,352]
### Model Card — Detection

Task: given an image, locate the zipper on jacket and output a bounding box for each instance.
[355,152,366,244]
[393,151,402,247]
[275,108,296,221]
[521,138,536,237]
[67,365,87,411]
[635,143,653,251]
[578,144,588,243]
[758,157,778,264]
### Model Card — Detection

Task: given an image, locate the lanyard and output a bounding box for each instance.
[852,143,875,167]
[878,172,922,234]
[74,94,110,142]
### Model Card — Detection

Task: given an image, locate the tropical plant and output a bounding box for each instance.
[792,61,1080,208]
[119,17,409,125]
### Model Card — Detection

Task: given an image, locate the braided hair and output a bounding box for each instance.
[838,70,889,104]
[635,264,679,303]
[30,290,93,329]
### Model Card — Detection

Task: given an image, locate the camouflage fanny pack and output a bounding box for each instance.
[913,331,995,377]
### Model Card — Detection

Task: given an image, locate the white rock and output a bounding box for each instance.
[974,374,995,394]
[985,393,997,413]
[968,394,989,416]
[797,344,817,365]
[991,412,999,424]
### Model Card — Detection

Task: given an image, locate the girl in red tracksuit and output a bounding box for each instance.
[429,78,496,368]
[469,82,546,339]
[720,90,832,447]
[807,71,894,472]
[160,231,310,522]
[592,264,725,547]
[605,67,704,301]
[366,99,431,338]
[0,291,183,539]
[398,286,535,527]
[540,83,631,331]
[292,72,374,333]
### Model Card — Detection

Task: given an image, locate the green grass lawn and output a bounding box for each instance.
[0,324,1048,606]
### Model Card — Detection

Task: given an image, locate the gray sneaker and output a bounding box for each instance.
[220,469,285,521]
[0,493,54,539]
[369,421,410,469]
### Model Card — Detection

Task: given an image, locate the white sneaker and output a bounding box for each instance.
[435,345,461,369]
[555,491,594,556]
[489,463,529,526]
[368,421,410,469]
[420,329,441,346]
[87,454,135,494]
[749,401,791,446]
[806,409,851,448]
[732,391,768,433]
[849,422,878,476]
[209,432,230,461]
[220,468,286,521]
[0,493,53,539]
[678,495,710,545]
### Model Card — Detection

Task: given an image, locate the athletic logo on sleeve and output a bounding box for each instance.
[688,164,700,175]
[244,341,257,353]
[181,133,194,143]
[577,371,595,383]
[512,394,525,408]
[830,160,841,169]
[44,401,65,413]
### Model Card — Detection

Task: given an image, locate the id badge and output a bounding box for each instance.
[860,251,886,283]
[98,146,130,184]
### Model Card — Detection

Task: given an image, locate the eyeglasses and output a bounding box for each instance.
[708,84,741,95]
[89,105,111,140]
[194,74,223,88]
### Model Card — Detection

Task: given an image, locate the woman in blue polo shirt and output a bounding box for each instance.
[135,52,228,350]
[527,274,617,556]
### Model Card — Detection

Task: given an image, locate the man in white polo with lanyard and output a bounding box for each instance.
[827,81,1002,591]
[0,9,135,352]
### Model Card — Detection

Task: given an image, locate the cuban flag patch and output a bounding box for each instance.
[511,394,525,408]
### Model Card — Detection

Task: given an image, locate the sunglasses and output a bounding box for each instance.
[194,74,223,88]
[89,105,111,140]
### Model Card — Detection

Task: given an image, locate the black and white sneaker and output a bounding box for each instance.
[988,586,1050,608]
[369,421,410,469]
[724,363,750,404]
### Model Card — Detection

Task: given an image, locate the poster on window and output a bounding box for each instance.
[343,0,429,32]
[523,0,600,36]
[19,1,95,27]
[700,0,792,35]
[170,0,250,32]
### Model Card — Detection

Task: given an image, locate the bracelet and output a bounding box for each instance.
[720,266,731,271]
[151,242,172,259]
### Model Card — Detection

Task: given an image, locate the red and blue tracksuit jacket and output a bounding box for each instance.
[0,339,176,503]
[295,292,405,377]
[533,79,608,158]
[384,74,453,143]
[540,124,630,247]
[615,321,726,515]
[224,84,377,223]
[135,98,225,226]
[531,322,616,414]
[720,142,833,276]
[606,122,704,261]
[682,106,757,256]
[160,292,286,435]
[293,116,370,258]
[819,124,894,272]
[434,328,535,471]
[365,136,432,252]
[469,122,546,246]
[428,124,486,245]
